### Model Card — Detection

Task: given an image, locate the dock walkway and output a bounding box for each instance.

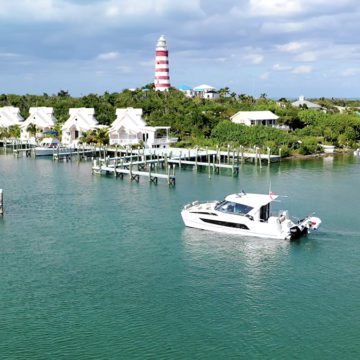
[93,162,175,186]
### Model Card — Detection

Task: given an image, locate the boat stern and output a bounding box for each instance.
[308,216,322,230]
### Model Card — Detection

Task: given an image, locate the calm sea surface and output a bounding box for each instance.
[0,152,359,359]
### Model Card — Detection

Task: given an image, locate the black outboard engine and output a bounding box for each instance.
[290,225,308,240]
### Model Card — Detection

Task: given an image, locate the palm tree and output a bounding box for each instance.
[94,127,109,145]
[0,127,9,139]
[218,87,230,98]
[8,125,20,139]
[26,123,37,138]
[57,90,70,98]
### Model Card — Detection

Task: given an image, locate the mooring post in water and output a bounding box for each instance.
[208,159,211,178]
[257,147,262,168]
[195,147,198,170]
[114,158,118,176]
[267,147,271,166]
[0,189,4,216]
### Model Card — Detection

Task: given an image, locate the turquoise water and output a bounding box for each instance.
[0,153,359,359]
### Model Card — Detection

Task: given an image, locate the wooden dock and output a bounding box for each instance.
[92,161,175,186]
[168,158,239,175]
[90,144,283,186]
[2,140,282,188]
[13,148,33,157]
[52,148,97,161]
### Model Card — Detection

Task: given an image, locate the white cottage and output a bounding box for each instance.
[178,85,195,98]
[231,111,279,126]
[193,84,220,99]
[0,106,24,128]
[109,107,177,148]
[20,107,57,143]
[62,108,102,146]
[292,96,322,110]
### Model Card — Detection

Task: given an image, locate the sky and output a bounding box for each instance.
[0,0,359,98]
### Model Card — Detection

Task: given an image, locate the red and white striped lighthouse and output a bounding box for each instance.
[154,35,170,91]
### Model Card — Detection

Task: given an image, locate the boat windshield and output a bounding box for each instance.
[215,200,253,215]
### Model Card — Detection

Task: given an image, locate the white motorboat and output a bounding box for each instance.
[181,191,321,240]
[34,138,64,156]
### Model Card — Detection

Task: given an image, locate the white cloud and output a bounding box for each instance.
[0,0,204,23]
[0,0,75,21]
[117,65,132,73]
[292,65,313,74]
[295,51,317,62]
[139,60,154,67]
[97,52,120,60]
[273,63,292,71]
[0,52,20,58]
[340,68,360,77]
[102,0,204,19]
[259,72,269,80]
[105,6,120,17]
[261,21,305,34]
[215,57,227,63]
[249,0,302,17]
[276,41,307,52]
[243,53,264,64]
[249,0,357,18]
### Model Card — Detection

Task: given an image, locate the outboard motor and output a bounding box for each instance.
[290,225,308,240]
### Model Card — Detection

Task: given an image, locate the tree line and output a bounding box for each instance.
[1,88,360,155]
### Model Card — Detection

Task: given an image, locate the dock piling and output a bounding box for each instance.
[0,189,3,216]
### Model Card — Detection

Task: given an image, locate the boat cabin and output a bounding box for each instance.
[39,138,60,148]
[215,193,278,222]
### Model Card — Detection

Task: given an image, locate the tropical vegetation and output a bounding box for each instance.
[0,88,360,155]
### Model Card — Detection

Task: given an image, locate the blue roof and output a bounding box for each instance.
[178,85,192,91]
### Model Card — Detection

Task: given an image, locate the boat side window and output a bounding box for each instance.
[215,200,227,211]
[215,201,234,213]
[234,203,253,215]
[215,201,253,215]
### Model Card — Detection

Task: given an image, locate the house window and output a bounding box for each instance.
[75,130,79,139]
[251,120,255,125]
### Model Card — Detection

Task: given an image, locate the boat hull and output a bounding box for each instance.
[181,210,292,240]
[34,148,73,157]
[181,194,321,241]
